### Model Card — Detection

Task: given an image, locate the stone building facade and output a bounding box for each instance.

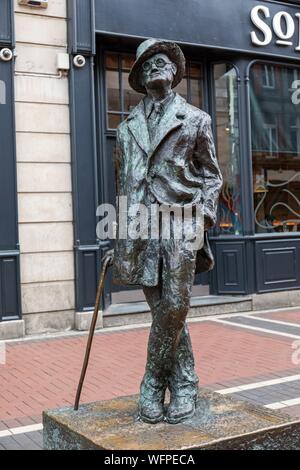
[0,0,75,339]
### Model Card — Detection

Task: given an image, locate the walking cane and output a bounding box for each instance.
[74,253,113,411]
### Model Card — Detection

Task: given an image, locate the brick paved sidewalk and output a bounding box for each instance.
[1,308,300,449]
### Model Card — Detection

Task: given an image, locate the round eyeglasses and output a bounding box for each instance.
[142,58,173,72]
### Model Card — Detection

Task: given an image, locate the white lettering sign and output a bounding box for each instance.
[250,5,300,51]
[0,343,6,365]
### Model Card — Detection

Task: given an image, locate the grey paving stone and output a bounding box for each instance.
[231,380,300,405]
[26,431,43,448]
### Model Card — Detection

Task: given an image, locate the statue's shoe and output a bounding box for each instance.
[166,395,196,424]
[138,397,164,424]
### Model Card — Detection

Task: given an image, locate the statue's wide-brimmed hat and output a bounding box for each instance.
[129,38,186,94]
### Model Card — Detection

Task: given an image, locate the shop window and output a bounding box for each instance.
[105,52,203,129]
[213,64,242,235]
[289,68,300,91]
[262,65,275,89]
[250,62,300,233]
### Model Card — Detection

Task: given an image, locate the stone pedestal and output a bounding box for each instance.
[43,389,300,450]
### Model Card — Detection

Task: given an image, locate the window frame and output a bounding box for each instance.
[262,64,276,89]
[96,44,212,296]
[262,123,279,156]
[104,52,135,130]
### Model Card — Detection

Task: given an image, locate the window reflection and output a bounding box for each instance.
[122,54,134,71]
[106,70,120,111]
[173,78,188,102]
[174,62,203,108]
[262,65,275,89]
[250,63,300,233]
[0,80,5,105]
[213,64,241,235]
[105,54,118,70]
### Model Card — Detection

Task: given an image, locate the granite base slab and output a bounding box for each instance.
[43,389,300,450]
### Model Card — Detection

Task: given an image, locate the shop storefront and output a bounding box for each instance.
[69,0,300,314]
[0,2,20,327]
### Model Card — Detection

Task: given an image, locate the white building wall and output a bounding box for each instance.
[14,0,75,334]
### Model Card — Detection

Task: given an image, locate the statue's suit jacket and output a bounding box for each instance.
[113,93,223,286]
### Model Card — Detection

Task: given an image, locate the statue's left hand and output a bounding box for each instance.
[102,249,114,266]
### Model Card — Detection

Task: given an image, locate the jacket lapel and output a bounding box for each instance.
[127,100,150,155]
[126,94,186,158]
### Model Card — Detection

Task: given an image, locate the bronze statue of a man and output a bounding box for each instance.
[112,39,222,424]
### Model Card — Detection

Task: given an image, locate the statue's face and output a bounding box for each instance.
[141,53,177,90]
